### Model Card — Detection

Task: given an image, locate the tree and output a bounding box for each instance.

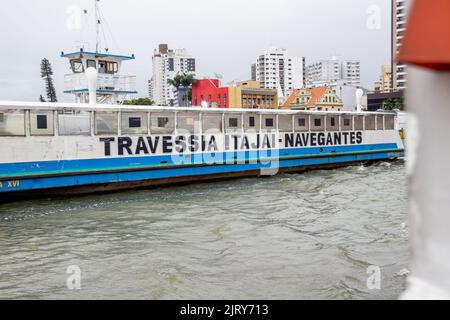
[122,97,154,106]
[180,73,197,107]
[40,58,57,102]
[167,73,183,90]
[168,72,197,107]
[39,95,46,102]
[383,97,404,111]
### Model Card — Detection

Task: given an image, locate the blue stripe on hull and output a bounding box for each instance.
[0,147,401,194]
[0,143,398,178]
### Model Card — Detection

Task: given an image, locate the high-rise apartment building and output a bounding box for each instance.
[392,0,412,90]
[149,44,196,106]
[251,63,256,81]
[254,47,304,99]
[306,57,360,88]
[374,65,393,93]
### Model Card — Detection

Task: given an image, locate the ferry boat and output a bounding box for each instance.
[0,98,404,198]
[0,1,404,199]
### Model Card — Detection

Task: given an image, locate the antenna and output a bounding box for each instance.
[95,0,100,53]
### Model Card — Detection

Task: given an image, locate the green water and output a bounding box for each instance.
[0,162,409,299]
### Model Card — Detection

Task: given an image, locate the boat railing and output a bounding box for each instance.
[64,73,137,93]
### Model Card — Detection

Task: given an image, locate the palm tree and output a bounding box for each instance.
[167,74,183,90]
[168,73,197,107]
[180,73,197,107]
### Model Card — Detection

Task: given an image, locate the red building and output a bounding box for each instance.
[191,79,229,108]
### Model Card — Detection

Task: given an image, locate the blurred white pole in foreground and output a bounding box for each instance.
[401,66,450,299]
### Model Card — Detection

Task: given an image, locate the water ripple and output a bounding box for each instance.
[0,162,408,299]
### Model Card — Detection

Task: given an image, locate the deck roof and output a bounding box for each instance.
[61,51,135,61]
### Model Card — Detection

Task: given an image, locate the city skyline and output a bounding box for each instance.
[0,0,392,102]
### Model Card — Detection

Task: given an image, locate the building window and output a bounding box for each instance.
[344,119,351,126]
[218,94,221,107]
[129,117,141,128]
[36,115,48,129]
[330,117,335,127]
[224,94,227,108]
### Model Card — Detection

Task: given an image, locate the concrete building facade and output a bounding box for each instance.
[392,0,412,90]
[192,79,278,109]
[306,57,360,88]
[150,44,196,106]
[375,65,393,93]
[282,87,343,111]
[254,47,304,100]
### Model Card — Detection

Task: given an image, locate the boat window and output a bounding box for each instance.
[202,113,222,133]
[225,114,242,133]
[385,115,395,130]
[58,111,91,136]
[177,111,199,133]
[106,61,119,74]
[341,115,353,131]
[354,115,364,130]
[365,115,376,130]
[376,115,384,130]
[151,112,175,134]
[326,115,339,131]
[129,117,141,128]
[37,115,47,129]
[158,117,168,127]
[121,112,147,134]
[87,59,96,69]
[95,112,118,135]
[311,115,324,131]
[0,110,25,136]
[30,111,54,136]
[244,114,260,131]
[70,59,84,73]
[278,114,293,132]
[262,115,276,130]
[228,118,238,128]
[294,115,309,132]
[98,61,107,74]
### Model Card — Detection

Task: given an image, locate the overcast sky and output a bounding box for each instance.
[0,0,391,102]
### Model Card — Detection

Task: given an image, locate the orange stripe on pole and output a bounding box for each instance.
[397,0,450,71]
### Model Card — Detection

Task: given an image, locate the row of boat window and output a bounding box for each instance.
[0,110,396,136]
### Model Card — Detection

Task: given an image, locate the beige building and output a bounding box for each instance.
[375,65,393,93]
[228,80,278,109]
[282,87,343,111]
